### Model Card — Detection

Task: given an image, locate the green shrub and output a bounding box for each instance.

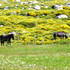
[18,20,36,28]
[58,39,70,44]
[6,12,11,16]
[0,21,7,25]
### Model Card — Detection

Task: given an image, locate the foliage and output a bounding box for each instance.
[0,0,70,44]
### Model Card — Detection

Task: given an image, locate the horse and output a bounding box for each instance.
[0,33,14,45]
[52,31,68,40]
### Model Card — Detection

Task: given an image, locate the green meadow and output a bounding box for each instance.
[0,44,70,70]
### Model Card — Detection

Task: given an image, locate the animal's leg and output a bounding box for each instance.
[65,35,68,39]
[53,34,57,40]
[1,41,4,45]
[9,40,11,44]
[7,39,11,45]
[60,37,64,39]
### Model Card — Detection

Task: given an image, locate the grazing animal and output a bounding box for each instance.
[52,32,68,40]
[0,34,14,45]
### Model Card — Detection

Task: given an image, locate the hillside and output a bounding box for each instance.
[0,0,70,44]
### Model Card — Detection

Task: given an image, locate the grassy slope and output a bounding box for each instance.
[0,44,70,70]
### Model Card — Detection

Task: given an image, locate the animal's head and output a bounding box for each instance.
[12,34,14,40]
[10,34,14,40]
[67,33,70,37]
[11,32,16,35]
[10,32,16,40]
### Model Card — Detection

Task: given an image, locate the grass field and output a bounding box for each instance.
[0,44,70,70]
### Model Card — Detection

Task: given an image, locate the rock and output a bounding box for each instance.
[27,8,31,10]
[34,5,41,10]
[0,4,2,6]
[15,5,18,7]
[66,2,70,7]
[16,0,20,2]
[20,2,24,4]
[11,11,17,14]
[4,6,9,10]
[29,1,38,4]
[22,7,24,9]
[0,25,3,27]
[22,31,27,33]
[31,1,38,4]
[64,0,68,1]
[68,33,70,37]
[52,5,63,10]
[56,14,68,18]
[41,4,45,6]
[3,0,8,2]
[20,1,28,4]
[45,6,48,8]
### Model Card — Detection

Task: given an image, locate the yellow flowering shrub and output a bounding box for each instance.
[60,24,70,29]
[66,20,70,26]
[42,10,50,15]
[68,37,70,40]
[36,40,42,45]
[44,40,52,44]
[63,6,70,10]
[56,11,62,15]
[0,0,70,44]
[37,19,45,24]
[52,40,59,43]
[27,12,37,17]
[46,19,56,24]
[16,10,21,14]
[56,10,70,16]
[37,37,43,41]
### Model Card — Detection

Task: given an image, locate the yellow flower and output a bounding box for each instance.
[16,10,21,13]
[36,40,41,44]
[60,24,70,29]
[28,12,36,16]
[53,40,59,43]
[37,37,43,41]
[68,37,70,40]
[44,40,52,44]
[42,10,50,15]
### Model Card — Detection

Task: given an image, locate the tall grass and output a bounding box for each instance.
[0,44,70,70]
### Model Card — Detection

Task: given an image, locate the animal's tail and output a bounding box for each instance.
[52,33,57,40]
[65,35,68,39]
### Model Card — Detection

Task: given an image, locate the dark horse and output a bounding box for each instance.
[52,32,68,40]
[0,34,14,45]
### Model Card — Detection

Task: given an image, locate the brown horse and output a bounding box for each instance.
[52,32,68,40]
[0,34,14,45]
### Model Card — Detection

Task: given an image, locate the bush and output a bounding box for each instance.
[6,12,11,16]
[18,19,36,28]
[27,12,37,17]
[0,21,7,25]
